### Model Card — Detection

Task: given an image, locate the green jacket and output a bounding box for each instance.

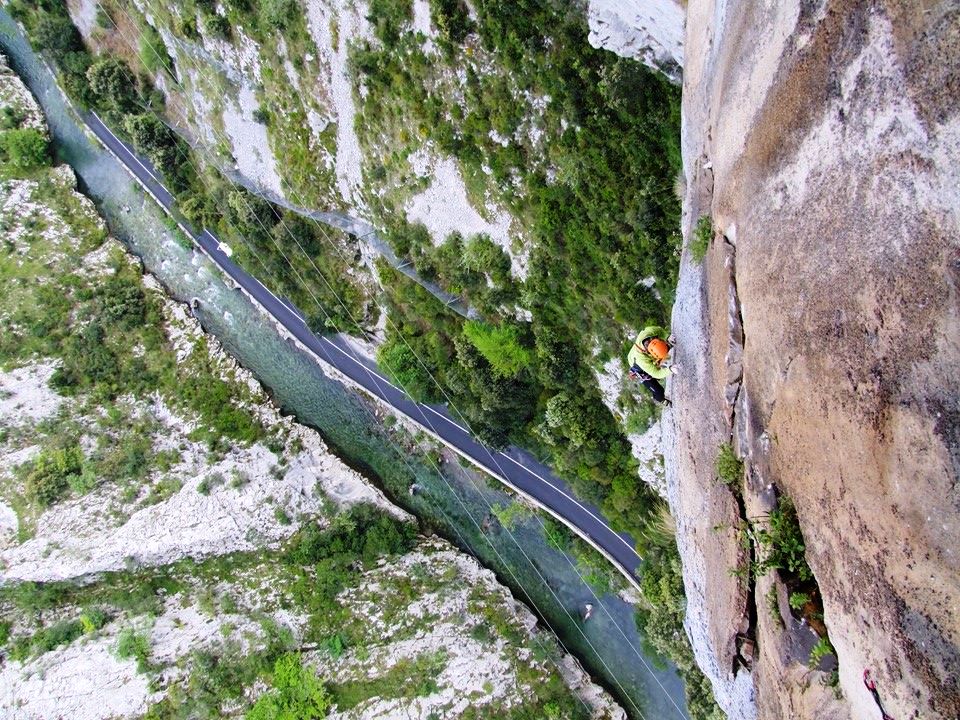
[627,326,669,380]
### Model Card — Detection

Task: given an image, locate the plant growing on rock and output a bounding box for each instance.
[808,636,835,669]
[715,443,744,486]
[789,591,812,610]
[691,215,713,262]
[750,497,812,581]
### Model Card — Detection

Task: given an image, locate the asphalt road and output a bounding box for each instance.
[86,112,644,584]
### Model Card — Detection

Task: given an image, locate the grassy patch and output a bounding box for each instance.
[328,650,447,711]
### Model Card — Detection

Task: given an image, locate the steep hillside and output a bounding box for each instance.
[0,57,623,719]
[668,0,960,718]
[40,0,689,549]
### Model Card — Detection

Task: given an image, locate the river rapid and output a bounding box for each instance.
[0,12,689,719]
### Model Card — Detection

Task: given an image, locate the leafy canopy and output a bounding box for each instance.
[246,654,330,720]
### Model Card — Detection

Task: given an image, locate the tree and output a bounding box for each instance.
[464,233,511,285]
[123,113,179,171]
[462,321,533,377]
[33,15,83,56]
[86,57,140,113]
[0,129,49,169]
[246,653,330,720]
[377,337,435,401]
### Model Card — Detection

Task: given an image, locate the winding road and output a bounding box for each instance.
[85,112,645,587]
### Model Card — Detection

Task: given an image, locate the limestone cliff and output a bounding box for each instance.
[668,0,959,718]
[586,0,685,83]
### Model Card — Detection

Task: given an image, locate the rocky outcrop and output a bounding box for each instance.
[670,0,960,718]
[586,0,685,82]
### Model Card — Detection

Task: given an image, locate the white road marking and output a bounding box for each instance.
[94,113,641,569]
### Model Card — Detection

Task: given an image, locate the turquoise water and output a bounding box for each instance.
[0,14,689,719]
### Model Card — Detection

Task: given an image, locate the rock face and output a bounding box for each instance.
[586,0,685,82]
[670,0,960,718]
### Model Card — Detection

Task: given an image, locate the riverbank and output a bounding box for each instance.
[0,58,626,718]
[0,11,691,719]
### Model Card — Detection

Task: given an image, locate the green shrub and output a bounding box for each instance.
[68,468,98,495]
[789,591,812,610]
[490,501,530,530]
[246,653,330,720]
[0,107,27,130]
[0,128,49,169]
[751,497,813,582]
[462,321,533,377]
[766,585,782,627]
[808,636,835,668]
[25,444,84,507]
[715,443,743,486]
[691,216,712,262]
[80,608,109,634]
[324,633,345,658]
[86,57,141,113]
[116,628,152,673]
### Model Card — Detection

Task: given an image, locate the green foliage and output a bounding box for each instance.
[428,0,475,43]
[366,0,413,45]
[79,607,109,634]
[690,216,712,262]
[123,113,185,182]
[285,504,417,568]
[376,335,435,400]
[750,497,814,582]
[541,517,572,552]
[789,591,812,610]
[33,13,84,54]
[86,57,141,113]
[0,128,49,169]
[0,106,27,130]
[490,501,530,530]
[200,13,232,41]
[323,633,345,658]
[766,585,783,627]
[7,608,107,661]
[635,545,725,720]
[462,320,533,377]
[116,628,152,673]
[139,23,174,74]
[808,636,835,669]
[715,443,743,486]
[258,0,299,30]
[328,651,445,711]
[246,653,330,720]
[24,444,84,507]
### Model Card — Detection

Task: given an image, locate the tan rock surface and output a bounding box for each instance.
[672,0,959,718]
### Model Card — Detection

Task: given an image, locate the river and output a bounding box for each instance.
[0,12,689,719]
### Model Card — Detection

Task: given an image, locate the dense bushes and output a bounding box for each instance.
[24,445,84,507]
[355,0,678,540]
[0,128,49,169]
[247,653,330,720]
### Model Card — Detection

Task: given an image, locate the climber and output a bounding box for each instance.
[627,325,675,405]
[863,669,895,720]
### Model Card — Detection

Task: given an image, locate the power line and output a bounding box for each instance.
[93,6,686,717]
[89,8,650,718]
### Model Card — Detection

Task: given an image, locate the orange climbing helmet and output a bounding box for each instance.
[644,337,670,362]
